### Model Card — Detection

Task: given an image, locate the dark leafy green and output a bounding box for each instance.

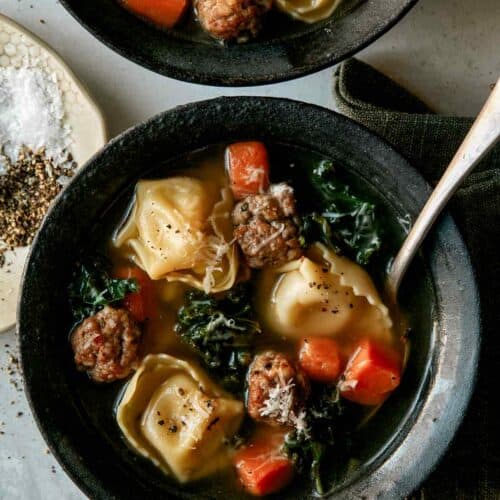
[175,284,261,393]
[283,385,349,495]
[69,256,139,322]
[300,160,381,265]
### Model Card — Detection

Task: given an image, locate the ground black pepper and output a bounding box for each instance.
[0,147,75,267]
[207,417,220,431]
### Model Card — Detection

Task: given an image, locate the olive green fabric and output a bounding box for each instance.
[333,58,500,499]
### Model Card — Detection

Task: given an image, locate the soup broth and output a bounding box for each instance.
[68,143,412,498]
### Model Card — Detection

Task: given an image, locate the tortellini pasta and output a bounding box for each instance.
[256,243,392,343]
[117,354,244,482]
[114,176,239,293]
[276,0,341,23]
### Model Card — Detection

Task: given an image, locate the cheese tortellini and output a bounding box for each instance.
[256,243,392,343]
[117,354,244,482]
[277,0,341,23]
[114,177,239,293]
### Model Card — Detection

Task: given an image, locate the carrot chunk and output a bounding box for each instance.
[123,0,188,28]
[298,337,343,383]
[339,339,401,406]
[226,141,270,200]
[114,266,157,322]
[234,435,294,496]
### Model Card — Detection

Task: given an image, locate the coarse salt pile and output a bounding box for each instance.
[0,65,75,266]
[0,66,72,169]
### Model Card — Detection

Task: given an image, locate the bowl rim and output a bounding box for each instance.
[18,97,480,499]
[59,0,419,86]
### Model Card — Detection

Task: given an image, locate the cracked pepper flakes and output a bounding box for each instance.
[0,147,74,267]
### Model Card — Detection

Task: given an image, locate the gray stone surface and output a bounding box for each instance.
[0,0,498,498]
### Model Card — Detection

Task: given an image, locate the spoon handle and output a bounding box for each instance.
[387,79,500,300]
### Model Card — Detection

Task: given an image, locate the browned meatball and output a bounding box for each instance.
[232,183,303,268]
[195,0,272,41]
[247,351,310,427]
[234,219,301,268]
[71,306,142,383]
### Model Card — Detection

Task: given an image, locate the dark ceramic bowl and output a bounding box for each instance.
[60,0,417,86]
[19,97,479,499]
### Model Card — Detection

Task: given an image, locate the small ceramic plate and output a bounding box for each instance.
[0,14,107,333]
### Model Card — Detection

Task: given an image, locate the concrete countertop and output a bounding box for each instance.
[1,0,499,498]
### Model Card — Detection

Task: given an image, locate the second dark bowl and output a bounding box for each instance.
[61,0,417,86]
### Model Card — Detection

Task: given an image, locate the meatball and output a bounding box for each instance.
[234,219,301,268]
[247,351,310,427]
[268,183,297,217]
[195,0,271,41]
[232,183,303,268]
[71,306,142,383]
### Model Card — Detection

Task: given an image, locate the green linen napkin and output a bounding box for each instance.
[333,58,500,499]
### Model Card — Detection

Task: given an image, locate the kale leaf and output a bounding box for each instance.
[175,284,261,393]
[300,160,381,265]
[69,256,139,322]
[283,384,348,495]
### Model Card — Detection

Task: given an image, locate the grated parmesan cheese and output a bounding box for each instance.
[259,379,311,436]
[338,379,358,392]
[290,409,310,437]
[243,164,267,188]
[201,264,223,293]
[196,235,235,293]
[259,378,296,424]
[252,222,285,253]
[344,346,362,373]
[269,183,293,197]
[205,312,247,333]
[337,347,362,392]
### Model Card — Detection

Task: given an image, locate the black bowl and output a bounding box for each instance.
[60,0,417,86]
[19,97,479,499]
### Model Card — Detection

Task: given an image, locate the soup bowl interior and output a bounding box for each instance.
[60,0,417,85]
[18,97,479,499]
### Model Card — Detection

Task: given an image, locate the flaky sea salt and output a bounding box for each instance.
[0,66,72,164]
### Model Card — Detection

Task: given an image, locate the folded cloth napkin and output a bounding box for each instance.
[333,58,500,499]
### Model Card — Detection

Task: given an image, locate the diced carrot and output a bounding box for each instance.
[226,141,270,200]
[339,339,401,406]
[123,293,146,323]
[114,266,157,322]
[298,337,343,383]
[123,0,188,29]
[234,434,294,496]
